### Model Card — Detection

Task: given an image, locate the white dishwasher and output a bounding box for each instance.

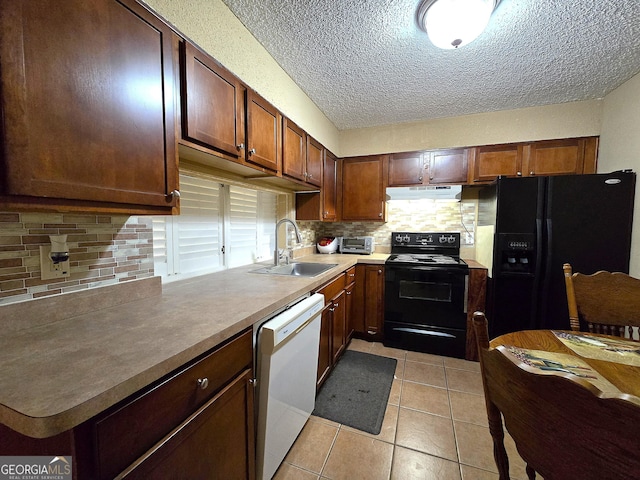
[255,293,324,480]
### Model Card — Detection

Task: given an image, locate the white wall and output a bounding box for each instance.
[599,72,640,276]
[339,100,603,156]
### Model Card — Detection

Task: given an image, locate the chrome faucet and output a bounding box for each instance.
[274,218,302,266]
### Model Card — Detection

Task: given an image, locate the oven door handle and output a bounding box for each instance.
[395,266,461,272]
[392,327,457,339]
[463,274,469,314]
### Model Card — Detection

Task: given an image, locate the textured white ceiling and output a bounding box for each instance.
[220,0,640,130]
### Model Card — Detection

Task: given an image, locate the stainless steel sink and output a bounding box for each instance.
[252,262,338,277]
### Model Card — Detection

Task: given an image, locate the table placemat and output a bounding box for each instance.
[504,346,621,394]
[552,331,640,367]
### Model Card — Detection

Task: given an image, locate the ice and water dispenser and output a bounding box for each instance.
[495,233,535,275]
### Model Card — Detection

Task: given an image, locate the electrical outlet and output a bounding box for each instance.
[40,245,71,280]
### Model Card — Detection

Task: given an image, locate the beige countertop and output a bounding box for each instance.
[0,253,387,439]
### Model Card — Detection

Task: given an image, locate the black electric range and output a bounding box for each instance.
[384,232,469,358]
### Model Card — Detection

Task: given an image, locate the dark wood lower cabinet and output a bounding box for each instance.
[317,303,333,388]
[315,271,351,389]
[0,329,255,480]
[119,369,255,480]
[465,267,488,361]
[352,265,385,342]
[331,290,347,364]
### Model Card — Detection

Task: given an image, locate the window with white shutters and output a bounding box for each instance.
[152,173,278,281]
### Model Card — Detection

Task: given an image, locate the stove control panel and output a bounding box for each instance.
[392,232,460,248]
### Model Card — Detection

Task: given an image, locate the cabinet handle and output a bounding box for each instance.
[167,189,180,199]
[249,148,256,155]
[530,171,535,175]
[378,212,383,217]
[329,307,335,312]
[197,378,209,390]
[308,173,313,179]
[367,330,377,335]
[346,291,352,295]
[517,171,522,176]
[378,269,382,274]
[334,302,339,307]
[418,176,423,181]
[237,143,245,150]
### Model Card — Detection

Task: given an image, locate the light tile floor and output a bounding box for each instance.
[274,339,528,480]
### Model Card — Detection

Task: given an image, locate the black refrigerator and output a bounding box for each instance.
[478,171,636,338]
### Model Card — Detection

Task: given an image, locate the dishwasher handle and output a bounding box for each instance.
[257,293,325,352]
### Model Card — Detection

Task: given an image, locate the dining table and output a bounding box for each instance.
[490,330,640,398]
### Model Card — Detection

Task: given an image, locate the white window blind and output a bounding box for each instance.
[152,174,278,281]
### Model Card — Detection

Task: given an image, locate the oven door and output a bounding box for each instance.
[384,265,469,358]
[384,265,468,329]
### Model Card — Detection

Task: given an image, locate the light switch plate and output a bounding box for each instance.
[40,245,71,280]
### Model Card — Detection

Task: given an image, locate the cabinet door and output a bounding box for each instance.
[345,281,356,341]
[317,304,333,389]
[351,264,366,334]
[119,369,255,480]
[342,156,387,221]
[306,137,324,187]
[388,151,425,186]
[282,118,306,182]
[182,41,245,159]
[364,266,385,341]
[0,0,178,209]
[331,290,346,364]
[526,138,588,176]
[472,143,525,182]
[322,151,338,221]
[427,149,468,184]
[246,90,281,172]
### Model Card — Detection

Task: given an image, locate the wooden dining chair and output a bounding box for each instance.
[472,311,640,480]
[563,263,640,340]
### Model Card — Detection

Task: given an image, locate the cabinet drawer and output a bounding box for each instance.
[316,273,346,304]
[345,266,356,286]
[117,369,254,480]
[94,329,253,480]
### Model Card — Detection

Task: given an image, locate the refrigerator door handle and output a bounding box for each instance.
[530,217,544,329]
[539,217,554,327]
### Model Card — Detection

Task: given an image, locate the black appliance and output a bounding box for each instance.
[478,171,636,338]
[384,232,469,358]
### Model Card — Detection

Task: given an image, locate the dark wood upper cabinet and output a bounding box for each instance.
[294,148,337,222]
[282,118,307,182]
[341,155,387,222]
[246,90,281,173]
[471,137,598,183]
[306,136,324,188]
[426,148,469,184]
[282,120,323,188]
[526,137,595,176]
[0,0,178,212]
[182,41,245,159]
[388,151,425,186]
[322,151,338,221]
[472,143,525,182]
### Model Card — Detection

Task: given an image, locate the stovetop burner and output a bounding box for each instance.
[387,253,466,266]
[386,232,467,269]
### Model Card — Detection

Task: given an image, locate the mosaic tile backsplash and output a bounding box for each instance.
[0,199,476,306]
[298,199,477,250]
[0,213,154,305]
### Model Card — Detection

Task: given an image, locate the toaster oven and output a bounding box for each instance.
[339,236,374,254]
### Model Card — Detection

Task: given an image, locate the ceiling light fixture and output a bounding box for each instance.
[417,0,499,49]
